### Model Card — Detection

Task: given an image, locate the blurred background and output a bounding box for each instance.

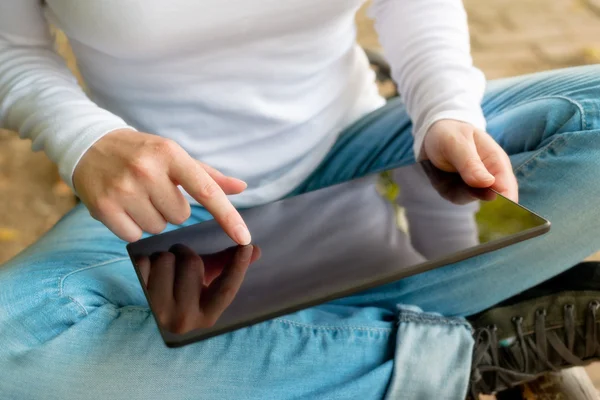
[1,0,600,395]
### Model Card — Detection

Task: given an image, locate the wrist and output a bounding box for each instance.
[65,125,137,194]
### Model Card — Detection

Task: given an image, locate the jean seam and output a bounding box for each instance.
[512,135,568,178]
[62,295,89,318]
[397,310,471,328]
[534,95,586,129]
[273,318,394,333]
[546,95,588,130]
[119,306,151,312]
[109,307,395,334]
[58,256,130,317]
[92,306,470,333]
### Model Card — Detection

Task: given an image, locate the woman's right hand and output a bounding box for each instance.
[73,129,251,244]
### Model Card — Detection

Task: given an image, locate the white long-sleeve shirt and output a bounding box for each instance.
[0,0,486,207]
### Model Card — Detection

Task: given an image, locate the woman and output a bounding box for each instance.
[1,0,599,398]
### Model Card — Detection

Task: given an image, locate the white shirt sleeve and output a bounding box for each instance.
[0,1,134,191]
[369,0,487,159]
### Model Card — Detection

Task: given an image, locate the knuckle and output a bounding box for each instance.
[485,153,503,169]
[487,150,512,172]
[220,208,239,226]
[146,220,167,235]
[93,197,114,218]
[462,156,483,172]
[439,134,463,158]
[155,139,180,158]
[457,124,475,138]
[197,181,220,201]
[129,157,155,180]
[171,206,191,225]
[441,132,460,148]
[112,181,137,197]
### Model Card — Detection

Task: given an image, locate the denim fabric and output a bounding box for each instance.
[2,65,600,399]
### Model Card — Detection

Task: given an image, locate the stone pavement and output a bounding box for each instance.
[467,0,600,78]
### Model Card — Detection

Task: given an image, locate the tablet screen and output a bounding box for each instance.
[127,162,549,347]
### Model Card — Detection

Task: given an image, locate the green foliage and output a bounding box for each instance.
[378,171,400,202]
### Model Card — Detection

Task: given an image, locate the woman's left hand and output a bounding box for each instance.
[422,119,519,203]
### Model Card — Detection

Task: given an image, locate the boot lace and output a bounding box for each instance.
[469,300,600,398]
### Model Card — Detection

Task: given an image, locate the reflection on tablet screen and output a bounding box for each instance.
[127,162,549,346]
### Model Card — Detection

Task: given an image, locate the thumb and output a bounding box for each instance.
[444,135,495,188]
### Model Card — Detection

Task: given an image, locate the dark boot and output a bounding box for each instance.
[467,261,600,398]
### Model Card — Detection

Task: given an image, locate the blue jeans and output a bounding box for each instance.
[2,66,600,399]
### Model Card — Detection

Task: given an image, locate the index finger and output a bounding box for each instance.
[201,245,254,320]
[170,244,204,311]
[169,156,251,245]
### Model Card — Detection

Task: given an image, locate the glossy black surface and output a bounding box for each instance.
[127,162,550,347]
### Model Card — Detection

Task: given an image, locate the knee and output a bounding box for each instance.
[0,255,145,352]
[551,65,600,133]
[487,65,600,155]
[487,95,584,156]
[0,263,86,351]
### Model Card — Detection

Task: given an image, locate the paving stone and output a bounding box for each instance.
[474,25,568,48]
[473,47,539,67]
[534,41,588,65]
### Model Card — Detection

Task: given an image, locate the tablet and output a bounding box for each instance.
[127,162,550,347]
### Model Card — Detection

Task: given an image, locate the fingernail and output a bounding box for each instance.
[475,170,494,182]
[234,224,251,245]
[239,245,253,262]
